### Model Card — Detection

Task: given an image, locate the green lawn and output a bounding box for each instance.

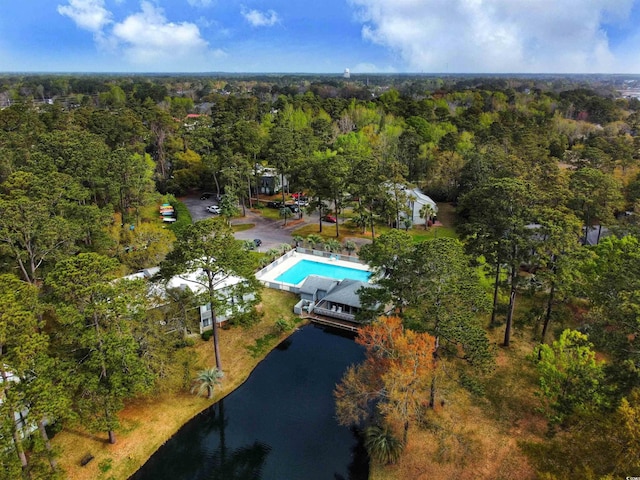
[407,226,458,241]
[259,207,284,220]
[232,223,255,232]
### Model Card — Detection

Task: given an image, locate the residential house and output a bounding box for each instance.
[256,165,289,195]
[125,267,256,334]
[583,225,610,246]
[386,183,438,226]
[403,187,438,226]
[0,371,40,439]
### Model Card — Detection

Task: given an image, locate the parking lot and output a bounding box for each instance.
[181,194,220,223]
[180,194,307,251]
[180,193,370,253]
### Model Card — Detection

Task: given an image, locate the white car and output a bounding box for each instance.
[206,205,221,214]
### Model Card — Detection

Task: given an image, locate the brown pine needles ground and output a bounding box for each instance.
[370,322,550,480]
[53,289,300,480]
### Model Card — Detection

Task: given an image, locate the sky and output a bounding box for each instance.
[1,0,640,74]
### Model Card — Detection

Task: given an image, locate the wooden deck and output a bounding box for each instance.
[301,313,361,332]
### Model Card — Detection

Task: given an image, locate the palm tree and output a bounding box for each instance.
[343,240,357,256]
[325,239,342,253]
[279,243,291,254]
[191,367,224,399]
[292,235,304,248]
[364,425,404,465]
[259,257,271,268]
[279,207,292,226]
[419,203,436,230]
[306,234,323,251]
[266,248,281,261]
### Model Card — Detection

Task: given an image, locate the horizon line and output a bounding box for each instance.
[1,71,640,77]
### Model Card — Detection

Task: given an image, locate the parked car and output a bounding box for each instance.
[253,238,262,247]
[286,204,300,213]
[322,215,337,223]
[295,199,309,207]
[207,205,221,214]
[267,201,284,209]
[200,193,212,200]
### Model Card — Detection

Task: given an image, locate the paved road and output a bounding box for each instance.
[181,194,219,222]
[181,194,312,250]
[231,211,306,251]
[180,193,372,252]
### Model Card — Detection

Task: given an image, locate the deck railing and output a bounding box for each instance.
[294,247,365,264]
[313,306,355,322]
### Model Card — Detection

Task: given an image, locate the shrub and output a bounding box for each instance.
[174,337,195,349]
[98,458,113,473]
[246,333,278,358]
[201,329,213,341]
[228,308,262,328]
[364,425,404,465]
[166,198,192,236]
[274,316,292,333]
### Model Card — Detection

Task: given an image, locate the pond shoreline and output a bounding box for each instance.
[129,323,367,480]
[128,323,314,480]
[54,295,308,480]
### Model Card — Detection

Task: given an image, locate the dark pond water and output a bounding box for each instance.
[129,324,368,480]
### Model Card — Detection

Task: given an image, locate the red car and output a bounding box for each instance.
[322,215,337,223]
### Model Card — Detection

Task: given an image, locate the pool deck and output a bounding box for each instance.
[256,248,371,292]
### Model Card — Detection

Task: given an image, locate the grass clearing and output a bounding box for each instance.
[232,223,255,232]
[291,222,457,245]
[370,286,553,480]
[53,288,301,480]
[407,226,458,241]
[370,328,544,480]
[370,392,537,480]
[258,207,283,220]
[292,202,459,245]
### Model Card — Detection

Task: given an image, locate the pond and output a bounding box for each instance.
[129,324,369,480]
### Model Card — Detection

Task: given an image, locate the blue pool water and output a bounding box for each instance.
[275,259,371,284]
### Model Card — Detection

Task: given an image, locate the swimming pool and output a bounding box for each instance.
[275,259,371,285]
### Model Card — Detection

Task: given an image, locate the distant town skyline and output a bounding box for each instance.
[1,0,639,74]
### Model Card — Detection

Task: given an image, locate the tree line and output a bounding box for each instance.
[1,73,639,478]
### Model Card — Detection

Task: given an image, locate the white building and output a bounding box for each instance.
[0,371,40,439]
[387,184,438,226]
[125,267,256,334]
[405,187,438,226]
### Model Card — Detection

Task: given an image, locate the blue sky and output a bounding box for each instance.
[1,0,639,73]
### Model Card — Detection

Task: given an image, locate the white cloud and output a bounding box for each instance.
[57,0,112,32]
[241,7,280,27]
[349,0,635,73]
[109,2,210,67]
[187,0,214,7]
[58,0,226,71]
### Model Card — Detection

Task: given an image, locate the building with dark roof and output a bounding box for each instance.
[295,275,380,323]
